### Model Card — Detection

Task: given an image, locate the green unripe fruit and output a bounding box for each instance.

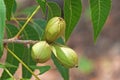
[31,41,51,63]
[52,44,78,68]
[45,17,66,43]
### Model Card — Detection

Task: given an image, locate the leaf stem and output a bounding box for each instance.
[4,68,16,80]
[15,6,40,38]
[6,47,40,80]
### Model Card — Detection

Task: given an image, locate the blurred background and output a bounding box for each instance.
[2,0,120,80]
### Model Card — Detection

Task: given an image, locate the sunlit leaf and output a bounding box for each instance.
[0,0,6,57]
[64,0,82,41]
[90,0,111,42]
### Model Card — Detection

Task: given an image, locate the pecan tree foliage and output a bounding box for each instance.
[0,0,111,80]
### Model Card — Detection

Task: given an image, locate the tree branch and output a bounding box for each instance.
[3,39,39,44]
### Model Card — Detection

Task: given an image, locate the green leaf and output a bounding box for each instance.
[30,19,47,40]
[0,62,17,69]
[64,0,82,41]
[78,56,93,74]
[22,46,35,78]
[6,78,14,80]
[0,64,5,68]
[4,0,14,20]
[1,24,23,79]
[36,0,46,14]
[12,0,17,13]
[0,0,6,57]
[47,1,61,20]
[21,5,37,17]
[20,22,39,78]
[51,54,69,80]
[30,65,50,75]
[90,0,111,42]
[22,23,39,40]
[1,43,23,78]
[1,22,40,79]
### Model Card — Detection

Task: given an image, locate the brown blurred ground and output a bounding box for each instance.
[67,0,120,80]
[1,0,120,80]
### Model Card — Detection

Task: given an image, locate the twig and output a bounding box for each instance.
[3,39,39,44]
